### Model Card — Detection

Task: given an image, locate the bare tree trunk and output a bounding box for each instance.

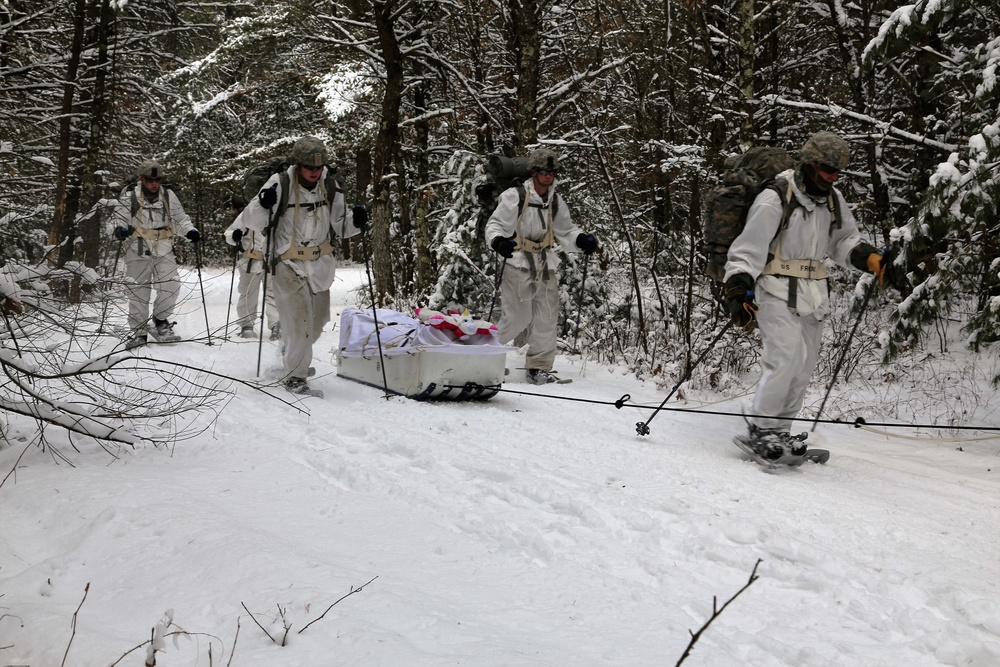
[507,0,541,150]
[371,0,404,304]
[50,0,88,271]
[737,0,755,144]
[76,0,114,300]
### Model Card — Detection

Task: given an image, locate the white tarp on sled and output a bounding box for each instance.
[337,307,508,400]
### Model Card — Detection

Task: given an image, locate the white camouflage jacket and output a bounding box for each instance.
[238,166,358,293]
[724,168,863,318]
[484,179,582,272]
[110,186,195,258]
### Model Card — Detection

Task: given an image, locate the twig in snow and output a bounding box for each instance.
[240,601,278,644]
[226,617,240,667]
[60,582,89,667]
[298,576,378,635]
[675,559,762,666]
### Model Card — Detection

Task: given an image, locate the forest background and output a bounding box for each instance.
[1,0,999,393]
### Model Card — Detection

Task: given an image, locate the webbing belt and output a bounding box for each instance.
[134,226,173,241]
[279,239,334,261]
[243,248,264,260]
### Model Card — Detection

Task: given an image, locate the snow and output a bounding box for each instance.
[2,266,1000,666]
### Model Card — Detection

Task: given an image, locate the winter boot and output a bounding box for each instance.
[269,323,282,341]
[239,325,256,339]
[526,369,558,385]
[746,425,807,465]
[152,318,180,342]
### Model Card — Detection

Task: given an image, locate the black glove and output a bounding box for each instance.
[113,225,134,241]
[725,273,758,331]
[259,184,278,210]
[186,229,201,243]
[576,233,598,255]
[231,229,244,245]
[353,204,368,231]
[491,235,517,259]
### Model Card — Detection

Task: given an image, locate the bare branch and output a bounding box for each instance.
[675,560,762,666]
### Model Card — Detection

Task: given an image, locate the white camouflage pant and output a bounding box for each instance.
[124,253,180,333]
[235,258,278,331]
[497,264,560,371]
[273,262,330,380]
[750,288,824,431]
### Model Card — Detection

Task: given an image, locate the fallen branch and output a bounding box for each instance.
[60,582,89,667]
[240,601,278,645]
[675,559,762,666]
[298,576,378,635]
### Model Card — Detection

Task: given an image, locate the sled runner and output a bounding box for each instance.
[336,308,509,400]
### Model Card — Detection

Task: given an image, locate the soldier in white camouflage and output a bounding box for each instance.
[110,160,200,348]
[485,148,598,385]
[723,131,888,464]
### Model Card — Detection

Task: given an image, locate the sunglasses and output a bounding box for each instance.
[143,176,161,183]
[535,168,558,177]
[300,164,324,172]
[817,163,841,175]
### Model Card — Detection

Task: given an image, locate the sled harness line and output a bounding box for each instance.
[492,386,1000,435]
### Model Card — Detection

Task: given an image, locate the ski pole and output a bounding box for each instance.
[256,228,273,378]
[810,272,878,431]
[360,225,390,397]
[224,246,238,341]
[193,238,212,346]
[101,238,124,335]
[487,256,506,323]
[572,254,589,353]
[636,318,735,436]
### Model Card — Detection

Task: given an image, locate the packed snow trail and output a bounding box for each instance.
[0,266,998,666]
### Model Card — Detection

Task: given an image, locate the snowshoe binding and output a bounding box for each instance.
[734,425,818,468]
[525,369,571,385]
[285,376,323,398]
[150,318,181,343]
[124,334,148,350]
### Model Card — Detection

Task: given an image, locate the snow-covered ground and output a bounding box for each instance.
[2,266,999,666]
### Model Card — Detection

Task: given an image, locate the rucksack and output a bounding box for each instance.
[701,146,795,282]
[476,155,560,240]
[238,156,346,222]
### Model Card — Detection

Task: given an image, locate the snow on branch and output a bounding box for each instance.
[761,96,960,152]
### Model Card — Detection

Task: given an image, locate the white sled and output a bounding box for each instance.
[336,308,508,400]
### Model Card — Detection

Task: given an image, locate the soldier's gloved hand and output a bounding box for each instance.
[186,229,201,243]
[230,229,243,245]
[2,296,23,317]
[113,226,134,241]
[576,233,598,255]
[259,184,278,210]
[353,204,368,231]
[491,235,517,259]
[725,273,758,331]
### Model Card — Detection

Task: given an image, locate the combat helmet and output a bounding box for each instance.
[527,148,561,172]
[799,131,850,170]
[137,160,163,179]
[289,136,329,168]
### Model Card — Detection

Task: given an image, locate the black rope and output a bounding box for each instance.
[491,386,1000,434]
